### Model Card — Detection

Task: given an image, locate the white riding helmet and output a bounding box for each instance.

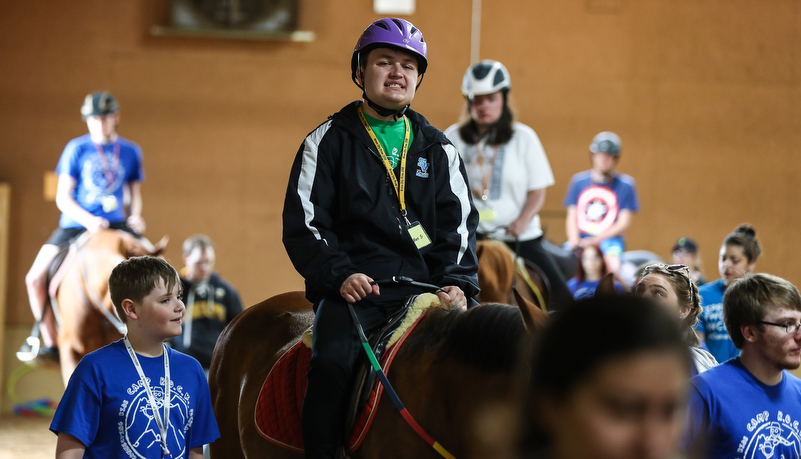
[461,60,511,100]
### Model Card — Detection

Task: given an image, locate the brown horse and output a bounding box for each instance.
[209,290,547,459]
[52,229,166,384]
[475,239,550,310]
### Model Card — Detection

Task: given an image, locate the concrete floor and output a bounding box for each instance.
[0,415,55,459]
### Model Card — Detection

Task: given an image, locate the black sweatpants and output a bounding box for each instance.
[302,288,417,459]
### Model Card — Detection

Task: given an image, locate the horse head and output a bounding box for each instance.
[118,232,169,258]
[513,287,550,335]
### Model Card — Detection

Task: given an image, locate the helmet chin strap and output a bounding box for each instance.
[362,90,408,120]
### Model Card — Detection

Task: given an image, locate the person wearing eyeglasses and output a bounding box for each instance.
[695,224,761,364]
[681,273,801,459]
[633,263,718,376]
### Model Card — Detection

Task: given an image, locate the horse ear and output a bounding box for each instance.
[514,287,549,334]
[150,235,169,256]
[595,273,618,296]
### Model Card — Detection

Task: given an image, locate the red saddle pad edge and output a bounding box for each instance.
[254,311,428,453]
[346,311,424,452]
[255,340,307,453]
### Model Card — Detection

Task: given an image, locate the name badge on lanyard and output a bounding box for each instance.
[358,106,432,250]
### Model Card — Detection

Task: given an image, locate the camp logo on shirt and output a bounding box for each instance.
[81,155,126,203]
[416,157,429,178]
[118,377,194,458]
[737,410,801,459]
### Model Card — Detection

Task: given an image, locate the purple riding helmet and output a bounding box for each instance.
[350,18,428,118]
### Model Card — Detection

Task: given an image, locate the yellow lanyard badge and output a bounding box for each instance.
[357,106,431,249]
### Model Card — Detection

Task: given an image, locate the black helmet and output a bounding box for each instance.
[589,131,621,157]
[80,91,119,120]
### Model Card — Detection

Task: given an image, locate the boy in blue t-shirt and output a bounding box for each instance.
[22,91,146,362]
[563,131,639,279]
[51,256,219,459]
[681,273,801,459]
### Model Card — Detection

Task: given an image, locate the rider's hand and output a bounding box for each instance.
[506,218,527,238]
[127,215,146,234]
[85,216,110,233]
[340,273,380,303]
[439,286,467,311]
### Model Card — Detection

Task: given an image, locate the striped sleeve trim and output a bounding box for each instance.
[442,142,472,264]
[297,120,333,244]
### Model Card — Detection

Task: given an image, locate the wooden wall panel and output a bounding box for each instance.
[1,1,799,326]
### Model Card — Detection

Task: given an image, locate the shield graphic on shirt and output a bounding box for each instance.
[576,185,619,236]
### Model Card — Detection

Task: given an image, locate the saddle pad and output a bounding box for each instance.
[254,311,426,453]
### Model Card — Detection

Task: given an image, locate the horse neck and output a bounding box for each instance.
[78,233,127,305]
[476,241,517,303]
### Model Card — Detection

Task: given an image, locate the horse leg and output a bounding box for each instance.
[58,343,80,387]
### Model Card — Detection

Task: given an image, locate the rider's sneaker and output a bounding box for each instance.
[36,346,60,366]
[18,339,60,367]
[16,338,39,362]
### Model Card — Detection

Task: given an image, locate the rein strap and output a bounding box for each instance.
[347,303,455,459]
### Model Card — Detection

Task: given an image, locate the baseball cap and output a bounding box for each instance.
[672,237,698,254]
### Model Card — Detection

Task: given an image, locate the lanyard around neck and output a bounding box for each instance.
[93,141,120,190]
[123,335,171,457]
[358,106,412,225]
[473,140,499,201]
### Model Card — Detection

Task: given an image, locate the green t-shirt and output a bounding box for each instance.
[362,112,414,169]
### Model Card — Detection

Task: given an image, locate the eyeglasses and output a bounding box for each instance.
[760,321,801,334]
[644,263,692,292]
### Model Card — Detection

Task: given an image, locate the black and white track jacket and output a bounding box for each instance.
[282,101,480,303]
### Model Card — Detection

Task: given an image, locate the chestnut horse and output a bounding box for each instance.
[51,229,166,384]
[209,290,547,459]
[475,239,550,310]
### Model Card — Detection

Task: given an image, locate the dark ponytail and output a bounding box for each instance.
[723,223,761,263]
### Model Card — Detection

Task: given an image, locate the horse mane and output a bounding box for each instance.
[403,304,530,373]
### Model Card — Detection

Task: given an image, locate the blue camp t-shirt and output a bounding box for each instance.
[681,358,801,458]
[55,134,144,229]
[50,340,219,458]
[695,279,740,363]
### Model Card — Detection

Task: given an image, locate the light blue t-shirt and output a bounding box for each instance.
[695,279,740,363]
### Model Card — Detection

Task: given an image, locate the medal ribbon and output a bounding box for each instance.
[357,106,412,225]
[124,336,171,458]
[93,141,120,191]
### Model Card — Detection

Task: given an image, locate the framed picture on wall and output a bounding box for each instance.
[152,0,314,41]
